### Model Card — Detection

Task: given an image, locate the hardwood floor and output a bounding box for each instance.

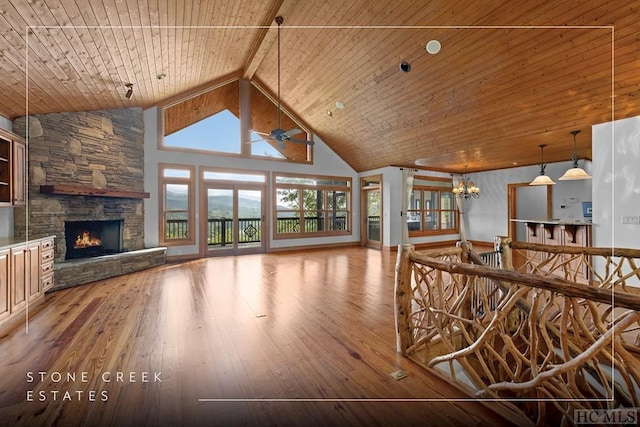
[0,247,515,426]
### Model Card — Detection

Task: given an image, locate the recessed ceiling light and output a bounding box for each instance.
[426,40,441,55]
[335,101,345,109]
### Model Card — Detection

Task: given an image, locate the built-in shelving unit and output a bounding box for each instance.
[0,136,10,204]
[0,129,26,207]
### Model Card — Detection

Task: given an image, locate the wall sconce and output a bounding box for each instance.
[125,83,134,99]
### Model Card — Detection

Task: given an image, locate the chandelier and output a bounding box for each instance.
[453,165,480,199]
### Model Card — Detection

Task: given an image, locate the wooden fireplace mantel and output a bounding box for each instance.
[40,184,150,199]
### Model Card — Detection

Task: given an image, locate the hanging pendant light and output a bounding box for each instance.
[530,144,556,186]
[452,165,480,199]
[559,130,591,180]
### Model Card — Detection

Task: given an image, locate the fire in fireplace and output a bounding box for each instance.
[75,230,102,248]
[65,219,124,260]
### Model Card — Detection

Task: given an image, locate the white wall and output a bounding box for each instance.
[143,107,359,257]
[592,115,640,249]
[465,161,592,243]
[0,116,13,238]
[0,116,12,132]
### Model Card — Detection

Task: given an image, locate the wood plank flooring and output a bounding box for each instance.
[0,246,515,426]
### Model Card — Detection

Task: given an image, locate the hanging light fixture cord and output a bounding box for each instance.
[275,16,283,131]
[570,130,580,166]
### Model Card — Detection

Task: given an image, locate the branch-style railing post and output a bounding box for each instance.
[395,244,414,354]
[498,236,514,270]
[457,241,474,322]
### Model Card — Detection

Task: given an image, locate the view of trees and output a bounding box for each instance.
[165,176,351,242]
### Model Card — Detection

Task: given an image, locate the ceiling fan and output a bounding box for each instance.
[248,16,314,151]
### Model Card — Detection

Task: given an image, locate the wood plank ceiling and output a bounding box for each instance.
[0,0,638,173]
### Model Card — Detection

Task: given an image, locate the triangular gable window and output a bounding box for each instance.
[164,109,241,153]
[161,78,311,162]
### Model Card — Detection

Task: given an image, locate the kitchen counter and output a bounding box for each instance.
[512,219,592,249]
[510,219,592,226]
[0,235,56,250]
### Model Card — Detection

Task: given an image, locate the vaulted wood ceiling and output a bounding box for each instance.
[1,0,638,173]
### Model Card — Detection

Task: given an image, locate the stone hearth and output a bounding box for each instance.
[53,247,166,290]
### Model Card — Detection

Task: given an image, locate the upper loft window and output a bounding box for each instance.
[164,109,241,154]
[161,78,311,163]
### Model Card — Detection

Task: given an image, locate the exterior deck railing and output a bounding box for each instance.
[395,239,640,426]
[166,216,351,245]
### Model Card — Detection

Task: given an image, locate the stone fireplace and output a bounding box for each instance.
[11,108,165,289]
[12,108,147,263]
[65,219,123,260]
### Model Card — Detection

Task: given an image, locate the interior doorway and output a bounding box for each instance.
[361,175,382,249]
[507,182,553,241]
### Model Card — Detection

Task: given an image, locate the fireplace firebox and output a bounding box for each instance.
[65,219,124,260]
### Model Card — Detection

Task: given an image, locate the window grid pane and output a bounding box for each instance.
[408,186,457,235]
[274,174,351,237]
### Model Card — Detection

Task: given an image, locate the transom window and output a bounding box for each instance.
[274,173,351,238]
[202,171,266,183]
[407,176,458,235]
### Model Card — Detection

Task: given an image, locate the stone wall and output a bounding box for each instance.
[12,108,146,262]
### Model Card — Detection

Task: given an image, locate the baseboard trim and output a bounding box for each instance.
[269,241,359,253]
[384,240,460,252]
[384,239,496,252]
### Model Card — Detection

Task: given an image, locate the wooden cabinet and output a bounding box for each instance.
[561,224,592,280]
[0,136,10,205]
[524,222,544,262]
[41,238,55,292]
[0,237,55,329]
[10,245,27,313]
[0,129,26,207]
[12,138,26,206]
[521,220,592,282]
[0,249,9,323]
[27,243,41,300]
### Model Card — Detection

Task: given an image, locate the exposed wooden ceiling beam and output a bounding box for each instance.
[242,0,301,80]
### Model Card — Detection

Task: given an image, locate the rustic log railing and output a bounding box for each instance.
[395,240,640,426]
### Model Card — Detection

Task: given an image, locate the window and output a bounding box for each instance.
[164,109,242,154]
[159,164,195,246]
[274,173,351,238]
[161,79,311,163]
[407,177,458,235]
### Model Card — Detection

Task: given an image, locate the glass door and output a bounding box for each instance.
[361,176,382,249]
[204,184,265,256]
[237,189,263,251]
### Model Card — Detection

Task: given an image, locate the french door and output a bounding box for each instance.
[361,176,382,249]
[203,183,266,256]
